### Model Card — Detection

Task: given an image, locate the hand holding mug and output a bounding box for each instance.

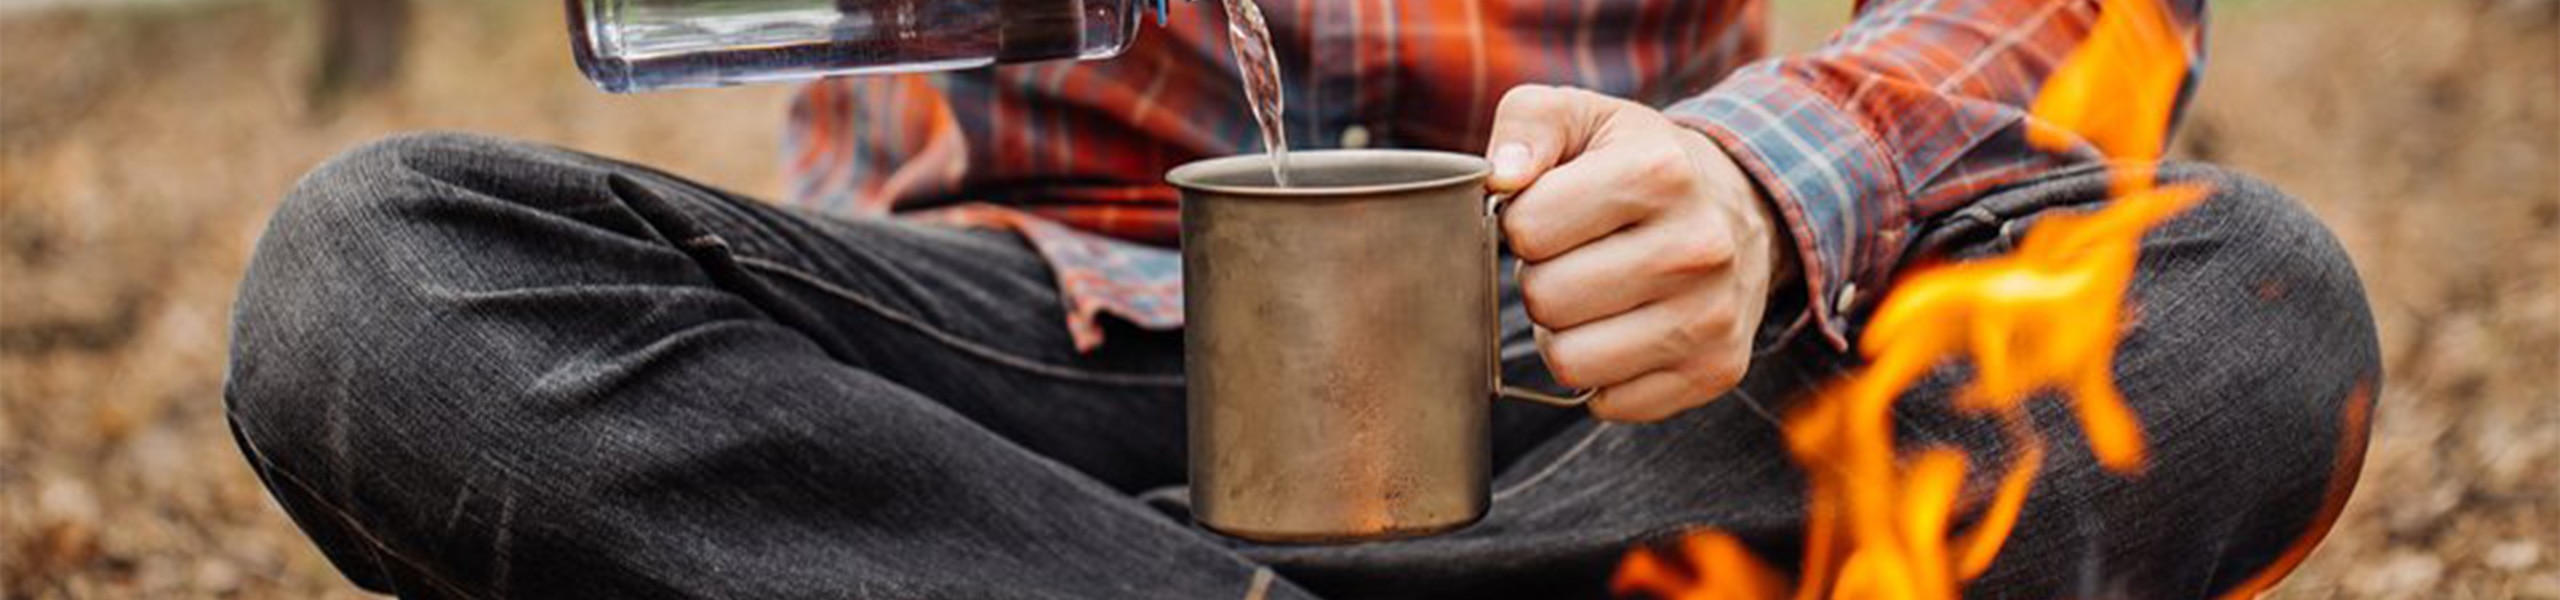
[1486,85,1794,423]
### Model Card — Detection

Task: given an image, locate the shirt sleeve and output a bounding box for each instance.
[1662,0,2206,350]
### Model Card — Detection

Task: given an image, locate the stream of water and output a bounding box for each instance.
[1219,0,1290,186]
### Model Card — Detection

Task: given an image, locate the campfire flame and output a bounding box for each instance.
[1613,0,2209,598]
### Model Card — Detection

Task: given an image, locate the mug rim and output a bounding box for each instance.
[1165,149,1491,198]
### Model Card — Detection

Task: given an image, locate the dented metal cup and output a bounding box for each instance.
[1169,149,1588,543]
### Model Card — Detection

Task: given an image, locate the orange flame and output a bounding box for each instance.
[2028,0,2194,197]
[1613,0,2205,597]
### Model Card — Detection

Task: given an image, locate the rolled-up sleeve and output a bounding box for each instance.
[1665,0,2205,349]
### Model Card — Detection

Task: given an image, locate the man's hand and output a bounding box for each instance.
[1487,85,1791,423]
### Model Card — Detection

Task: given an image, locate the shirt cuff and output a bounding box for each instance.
[1663,69,1910,351]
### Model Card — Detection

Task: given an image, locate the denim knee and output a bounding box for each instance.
[2160,162,2380,380]
[226,132,571,449]
[2144,164,2382,589]
[265,132,557,244]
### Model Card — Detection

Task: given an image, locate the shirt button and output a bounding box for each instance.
[1340,125,1372,149]
[1834,282,1860,315]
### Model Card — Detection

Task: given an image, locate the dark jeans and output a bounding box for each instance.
[225,133,2380,599]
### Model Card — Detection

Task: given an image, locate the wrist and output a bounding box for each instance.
[1681,127,1796,291]
[1743,176,1797,289]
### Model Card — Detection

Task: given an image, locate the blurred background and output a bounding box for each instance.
[1,0,2553,597]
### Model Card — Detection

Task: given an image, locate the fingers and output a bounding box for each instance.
[1497,143,1668,261]
[1572,326,1753,424]
[1588,370,1716,423]
[1518,222,1736,329]
[1541,290,1740,390]
[1485,85,1614,191]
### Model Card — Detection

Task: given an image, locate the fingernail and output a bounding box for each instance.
[1491,143,1531,181]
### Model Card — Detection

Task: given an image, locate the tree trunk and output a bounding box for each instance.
[308,0,411,116]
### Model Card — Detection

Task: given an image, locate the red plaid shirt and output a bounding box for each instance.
[782,0,2205,352]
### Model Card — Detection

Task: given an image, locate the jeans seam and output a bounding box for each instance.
[724,251,1186,388]
[1491,423,1615,502]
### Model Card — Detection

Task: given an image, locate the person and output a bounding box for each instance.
[223,0,2381,598]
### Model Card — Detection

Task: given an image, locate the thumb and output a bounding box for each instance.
[1485,85,1609,191]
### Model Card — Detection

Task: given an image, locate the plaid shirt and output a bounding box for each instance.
[782,0,2205,352]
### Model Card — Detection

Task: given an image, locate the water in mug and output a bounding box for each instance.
[1219,0,1292,186]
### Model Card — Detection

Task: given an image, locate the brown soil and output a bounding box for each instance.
[1,0,2552,598]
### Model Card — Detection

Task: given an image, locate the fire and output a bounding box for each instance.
[1611,0,2209,598]
[2027,0,2195,198]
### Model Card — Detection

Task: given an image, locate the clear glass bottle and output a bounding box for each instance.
[568,0,1168,93]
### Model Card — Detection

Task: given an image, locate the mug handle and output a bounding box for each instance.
[1487,192,1598,409]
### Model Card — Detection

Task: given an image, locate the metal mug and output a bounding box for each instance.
[1168,149,1592,543]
